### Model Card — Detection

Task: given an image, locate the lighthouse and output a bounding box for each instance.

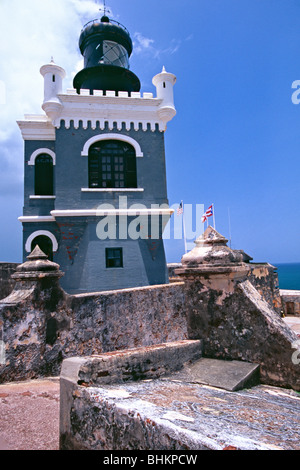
[17,13,176,294]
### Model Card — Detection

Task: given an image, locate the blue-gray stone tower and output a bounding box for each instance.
[17,15,176,294]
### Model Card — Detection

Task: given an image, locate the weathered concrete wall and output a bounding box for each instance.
[62,340,202,387]
[281,289,300,316]
[247,263,282,314]
[0,237,299,391]
[0,263,18,300]
[169,262,283,313]
[66,282,187,356]
[0,279,186,384]
[175,226,300,391]
[0,277,70,383]
[180,276,300,391]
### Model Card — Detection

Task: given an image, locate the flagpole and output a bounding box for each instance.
[182,201,188,254]
[228,207,232,248]
[212,203,216,229]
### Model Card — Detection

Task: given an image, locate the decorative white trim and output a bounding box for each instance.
[19,216,56,223]
[29,195,56,199]
[81,134,144,157]
[81,188,144,193]
[51,209,174,217]
[28,148,56,166]
[25,230,58,253]
[53,92,169,132]
[17,71,177,142]
[17,116,56,141]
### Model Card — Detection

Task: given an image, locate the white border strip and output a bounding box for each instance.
[81,133,144,157]
[29,195,56,199]
[81,188,144,192]
[19,216,56,223]
[51,209,174,217]
[25,230,58,253]
[28,148,56,166]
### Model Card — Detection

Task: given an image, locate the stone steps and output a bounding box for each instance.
[59,342,300,451]
[60,340,204,386]
[61,340,260,391]
[174,357,260,392]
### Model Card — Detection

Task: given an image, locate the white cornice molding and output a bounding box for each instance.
[19,208,174,222]
[17,116,55,141]
[17,88,177,140]
[18,216,56,223]
[53,91,169,132]
[29,195,56,199]
[51,209,174,217]
[81,188,144,192]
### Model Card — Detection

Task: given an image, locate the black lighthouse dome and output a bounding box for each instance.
[73,15,141,94]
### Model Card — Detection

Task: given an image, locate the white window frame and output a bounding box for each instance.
[25,230,58,253]
[81,133,144,157]
[28,148,56,166]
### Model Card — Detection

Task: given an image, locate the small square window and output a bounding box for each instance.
[106,248,123,268]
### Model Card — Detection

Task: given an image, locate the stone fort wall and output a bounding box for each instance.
[0,263,18,300]
[0,252,299,390]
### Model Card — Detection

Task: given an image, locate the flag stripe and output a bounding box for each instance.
[202,205,213,223]
[177,201,183,215]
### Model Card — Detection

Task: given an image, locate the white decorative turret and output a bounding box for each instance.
[152,66,176,124]
[40,58,66,121]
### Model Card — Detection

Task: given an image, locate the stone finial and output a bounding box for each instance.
[26,245,48,261]
[12,246,63,280]
[181,226,245,268]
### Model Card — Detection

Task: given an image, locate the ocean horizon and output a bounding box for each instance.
[273,263,300,291]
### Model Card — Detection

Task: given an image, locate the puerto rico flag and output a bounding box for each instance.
[201,205,213,223]
[177,201,183,216]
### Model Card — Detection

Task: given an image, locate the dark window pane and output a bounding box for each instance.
[105,247,123,268]
[88,140,137,189]
[35,154,54,195]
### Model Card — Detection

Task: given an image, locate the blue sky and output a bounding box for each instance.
[0,0,300,265]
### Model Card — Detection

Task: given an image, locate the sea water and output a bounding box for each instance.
[274,263,300,291]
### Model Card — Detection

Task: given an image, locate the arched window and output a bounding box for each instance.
[31,235,53,261]
[88,140,137,189]
[35,154,54,195]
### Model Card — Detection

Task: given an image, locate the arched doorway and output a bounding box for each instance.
[31,235,53,261]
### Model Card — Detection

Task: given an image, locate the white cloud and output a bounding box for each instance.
[133,32,155,53]
[0,0,180,199]
[69,0,115,22]
[70,0,102,16]
[0,0,92,197]
[133,32,182,60]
